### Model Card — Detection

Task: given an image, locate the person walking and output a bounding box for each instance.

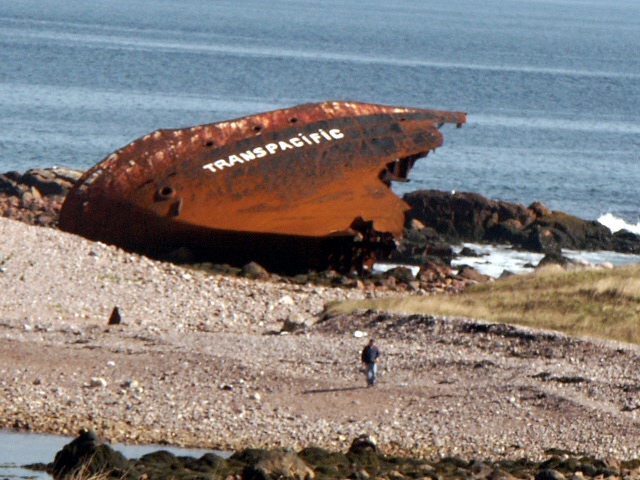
[361,338,381,387]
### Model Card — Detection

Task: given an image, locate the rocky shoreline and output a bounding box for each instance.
[31,428,640,480]
[2,166,639,286]
[2,167,640,477]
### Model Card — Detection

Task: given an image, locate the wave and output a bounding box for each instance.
[4,22,640,81]
[472,114,640,135]
[598,213,640,235]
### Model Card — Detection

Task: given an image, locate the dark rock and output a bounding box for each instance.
[230,448,269,468]
[108,306,122,325]
[535,469,566,480]
[424,242,455,264]
[348,434,377,455]
[529,201,551,217]
[241,448,315,480]
[22,462,49,473]
[499,270,516,279]
[403,189,640,255]
[298,447,349,475]
[166,246,196,264]
[537,252,579,269]
[384,266,415,285]
[457,265,491,283]
[0,167,83,228]
[488,466,520,480]
[613,229,640,254]
[524,212,614,253]
[486,218,529,246]
[346,435,379,475]
[50,429,130,479]
[403,190,535,244]
[538,455,566,471]
[459,246,482,257]
[0,174,22,197]
[195,452,228,472]
[390,226,454,266]
[281,317,307,333]
[438,456,469,469]
[23,169,70,196]
[417,258,454,283]
[135,450,182,470]
[180,452,228,473]
[242,261,271,280]
[469,459,493,477]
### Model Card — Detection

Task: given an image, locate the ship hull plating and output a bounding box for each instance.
[59,101,466,273]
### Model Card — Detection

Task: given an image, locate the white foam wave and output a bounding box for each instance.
[377,242,640,280]
[598,213,640,234]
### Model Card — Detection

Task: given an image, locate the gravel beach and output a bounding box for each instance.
[2,216,640,462]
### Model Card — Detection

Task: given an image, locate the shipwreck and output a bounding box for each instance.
[59,101,466,274]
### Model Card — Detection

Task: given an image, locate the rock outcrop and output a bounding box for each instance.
[0,167,82,227]
[403,189,640,255]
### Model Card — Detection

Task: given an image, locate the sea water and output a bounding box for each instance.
[0,0,638,233]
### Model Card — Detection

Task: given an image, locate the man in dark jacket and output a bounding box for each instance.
[361,338,381,386]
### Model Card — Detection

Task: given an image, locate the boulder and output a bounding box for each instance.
[523,211,614,252]
[346,435,380,476]
[390,226,454,265]
[242,448,315,480]
[535,469,566,480]
[613,229,640,254]
[181,452,228,473]
[50,429,130,479]
[417,258,454,283]
[383,266,416,285]
[0,167,81,200]
[298,446,349,477]
[537,252,580,269]
[0,167,83,227]
[457,265,491,283]
[242,261,271,280]
[348,434,377,454]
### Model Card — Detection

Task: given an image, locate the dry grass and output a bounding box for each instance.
[328,263,640,344]
[63,465,114,480]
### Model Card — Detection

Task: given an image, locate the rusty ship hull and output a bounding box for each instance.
[59,101,466,274]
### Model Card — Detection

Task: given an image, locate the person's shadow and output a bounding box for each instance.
[302,386,367,394]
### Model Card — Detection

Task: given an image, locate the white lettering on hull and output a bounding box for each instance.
[202,128,345,173]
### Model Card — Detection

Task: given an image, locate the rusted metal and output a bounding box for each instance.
[59,101,466,274]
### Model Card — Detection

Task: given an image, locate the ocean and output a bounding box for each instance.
[1,0,639,237]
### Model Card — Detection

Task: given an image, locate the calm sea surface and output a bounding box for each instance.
[1,0,639,227]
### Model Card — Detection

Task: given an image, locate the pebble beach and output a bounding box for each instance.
[2,216,640,462]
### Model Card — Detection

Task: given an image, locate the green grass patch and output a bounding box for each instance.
[327,264,640,344]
